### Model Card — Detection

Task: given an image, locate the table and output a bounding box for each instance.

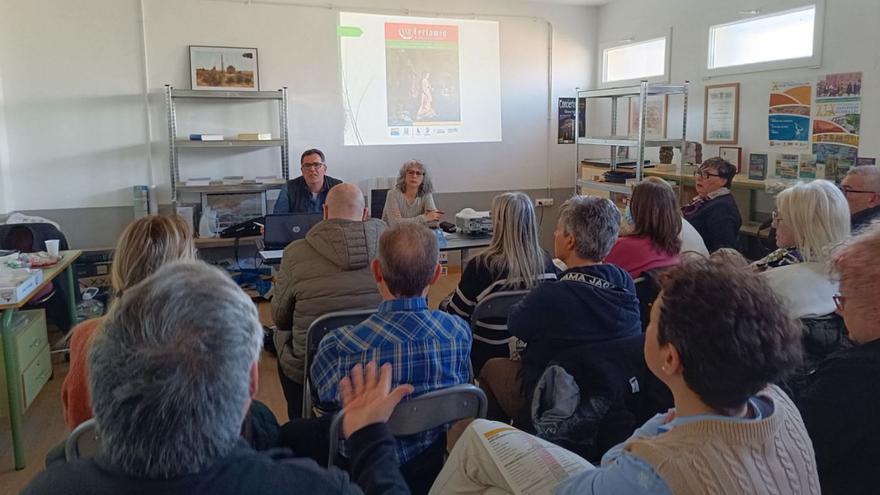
[0,250,81,470]
[440,232,492,262]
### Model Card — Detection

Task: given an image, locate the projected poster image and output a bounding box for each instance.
[385,23,461,132]
[339,11,502,146]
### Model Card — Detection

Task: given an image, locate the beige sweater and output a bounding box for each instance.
[626,385,820,495]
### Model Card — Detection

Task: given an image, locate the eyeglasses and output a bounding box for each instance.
[694,169,722,180]
[842,186,876,196]
[833,294,846,312]
[406,170,424,177]
[301,162,325,170]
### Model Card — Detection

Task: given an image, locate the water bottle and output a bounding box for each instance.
[76,287,105,323]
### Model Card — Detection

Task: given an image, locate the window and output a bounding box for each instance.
[602,37,667,85]
[707,4,822,75]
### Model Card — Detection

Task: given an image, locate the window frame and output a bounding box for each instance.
[704,1,824,78]
[599,29,671,88]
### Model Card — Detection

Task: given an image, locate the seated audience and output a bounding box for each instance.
[26,262,411,495]
[606,177,681,277]
[753,180,850,319]
[478,196,641,423]
[382,159,442,226]
[679,217,709,256]
[62,215,196,429]
[798,223,880,495]
[273,148,342,214]
[432,254,817,495]
[681,157,742,252]
[272,183,386,419]
[442,192,557,372]
[840,164,880,232]
[310,222,471,466]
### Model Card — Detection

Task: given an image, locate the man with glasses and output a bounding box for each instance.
[840,165,880,232]
[273,148,343,213]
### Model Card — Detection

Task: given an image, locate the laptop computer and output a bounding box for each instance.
[262,213,324,251]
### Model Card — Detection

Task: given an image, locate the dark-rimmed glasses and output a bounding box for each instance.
[694,169,722,180]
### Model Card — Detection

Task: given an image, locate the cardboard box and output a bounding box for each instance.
[0,269,44,305]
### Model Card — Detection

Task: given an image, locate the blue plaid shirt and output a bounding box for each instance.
[310,296,472,464]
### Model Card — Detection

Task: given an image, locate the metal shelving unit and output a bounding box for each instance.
[575,80,689,195]
[164,85,290,203]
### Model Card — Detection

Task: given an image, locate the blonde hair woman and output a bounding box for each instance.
[443,192,557,373]
[61,215,195,429]
[755,180,851,318]
[382,159,442,226]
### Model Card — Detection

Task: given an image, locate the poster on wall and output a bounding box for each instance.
[628,96,667,139]
[768,81,811,150]
[558,98,576,144]
[813,72,861,182]
[704,83,740,145]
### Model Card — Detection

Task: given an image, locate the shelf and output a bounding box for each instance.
[169,88,283,100]
[576,178,633,195]
[193,235,262,248]
[577,136,684,147]
[578,84,688,99]
[176,182,285,194]
[175,139,283,148]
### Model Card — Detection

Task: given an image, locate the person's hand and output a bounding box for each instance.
[426,210,444,222]
[340,362,414,438]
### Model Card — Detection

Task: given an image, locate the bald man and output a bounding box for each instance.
[271,183,387,418]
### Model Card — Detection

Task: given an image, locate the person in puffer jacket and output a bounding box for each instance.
[272,183,386,419]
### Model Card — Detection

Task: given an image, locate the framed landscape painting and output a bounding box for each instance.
[189,46,259,91]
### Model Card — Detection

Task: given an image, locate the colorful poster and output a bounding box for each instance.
[768,81,812,149]
[813,72,861,181]
[384,23,461,130]
[558,98,576,144]
[775,153,800,180]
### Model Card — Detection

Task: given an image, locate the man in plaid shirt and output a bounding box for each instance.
[310,222,473,465]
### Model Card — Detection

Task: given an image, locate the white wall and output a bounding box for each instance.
[592,0,880,163]
[0,0,597,212]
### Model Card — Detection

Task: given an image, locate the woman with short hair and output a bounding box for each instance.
[382,159,442,226]
[681,157,742,252]
[606,177,681,277]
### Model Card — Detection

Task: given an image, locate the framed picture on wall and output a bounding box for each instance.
[189,46,259,91]
[628,95,667,139]
[703,82,739,145]
[719,146,743,173]
[748,153,768,180]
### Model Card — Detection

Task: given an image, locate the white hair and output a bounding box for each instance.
[846,165,880,193]
[777,180,851,262]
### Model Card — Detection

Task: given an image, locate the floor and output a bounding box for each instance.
[0,270,461,494]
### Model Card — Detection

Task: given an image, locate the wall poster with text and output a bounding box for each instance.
[813,72,861,181]
[768,81,812,150]
[558,97,576,144]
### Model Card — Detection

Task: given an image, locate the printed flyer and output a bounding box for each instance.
[558,98,576,144]
[768,81,812,150]
[813,72,861,181]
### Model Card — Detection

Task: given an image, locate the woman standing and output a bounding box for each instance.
[382,159,443,226]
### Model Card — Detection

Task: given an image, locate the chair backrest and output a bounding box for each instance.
[65,418,101,461]
[302,309,376,418]
[470,290,530,329]
[328,384,487,465]
[634,268,667,331]
[370,188,389,219]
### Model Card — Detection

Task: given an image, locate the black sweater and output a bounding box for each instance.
[23,424,408,495]
[682,194,742,252]
[798,338,880,495]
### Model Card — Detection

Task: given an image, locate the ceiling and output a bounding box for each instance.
[528,0,615,5]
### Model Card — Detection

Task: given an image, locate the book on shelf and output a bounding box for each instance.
[222,176,245,185]
[189,134,224,141]
[237,133,272,141]
[255,175,281,184]
[184,177,212,187]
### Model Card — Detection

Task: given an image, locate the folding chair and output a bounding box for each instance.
[328,384,487,465]
[65,418,101,461]
[469,290,529,373]
[302,309,376,418]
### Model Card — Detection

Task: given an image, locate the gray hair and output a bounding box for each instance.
[558,195,621,261]
[88,261,262,478]
[395,159,434,196]
[479,192,547,289]
[847,165,880,193]
[378,222,438,297]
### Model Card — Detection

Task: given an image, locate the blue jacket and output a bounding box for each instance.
[274,175,343,214]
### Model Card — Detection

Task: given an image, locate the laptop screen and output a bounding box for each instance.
[263,213,323,249]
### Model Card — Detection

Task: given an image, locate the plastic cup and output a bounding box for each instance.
[45,239,60,257]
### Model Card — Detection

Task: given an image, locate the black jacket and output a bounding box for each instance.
[509,264,642,401]
[682,194,742,252]
[851,205,880,233]
[23,424,409,495]
[798,338,880,495]
[279,175,343,214]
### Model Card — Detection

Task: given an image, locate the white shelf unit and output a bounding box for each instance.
[575,80,689,195]
[164,85,291,203]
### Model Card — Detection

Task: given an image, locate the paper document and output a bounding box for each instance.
[259,250,283,260]
[473,421,593,495]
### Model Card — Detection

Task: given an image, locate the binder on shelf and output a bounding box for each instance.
[189,134,224,141]
[221,176,245,185]
[237,133,272,141]
[185,177,213,187]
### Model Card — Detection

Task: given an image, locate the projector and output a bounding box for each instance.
[455,208,493,236]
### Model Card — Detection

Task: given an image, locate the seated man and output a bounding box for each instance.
[310,222,472,465]
[798,222,880,495]
[272,183,386,418]
[432,253,817,495]
[479,195,641,423]
[840,165,880,232]
[24,261,411,495]
[274,148,343,213]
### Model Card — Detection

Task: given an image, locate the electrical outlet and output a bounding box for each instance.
[535,198,554,207]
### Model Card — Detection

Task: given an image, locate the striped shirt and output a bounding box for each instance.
[310,296,472,463]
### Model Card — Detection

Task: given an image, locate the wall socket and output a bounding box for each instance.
[535,198,554,207]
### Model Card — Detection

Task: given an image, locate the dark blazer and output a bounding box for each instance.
[276,175,343,214]
[682,194,742,252]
